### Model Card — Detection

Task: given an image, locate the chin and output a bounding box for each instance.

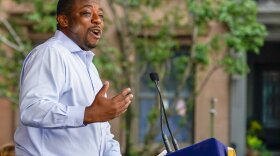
[88,44,97,49]
[84,43,97,50]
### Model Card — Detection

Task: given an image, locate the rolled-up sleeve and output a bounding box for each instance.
[19,46,85,128]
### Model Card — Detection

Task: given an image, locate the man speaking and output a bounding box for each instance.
[14,0,133,155]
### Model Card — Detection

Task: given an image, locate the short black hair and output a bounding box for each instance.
[57,0,75,16]
[56,0,75,29]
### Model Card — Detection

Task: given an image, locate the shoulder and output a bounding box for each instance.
[22,40,70,72]
[27,37,71,62]
[35,37,69,55]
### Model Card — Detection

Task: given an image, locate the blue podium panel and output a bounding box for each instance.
[166,138,228,156]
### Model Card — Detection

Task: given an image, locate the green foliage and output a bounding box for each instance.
[114,0,162,8]
[0,0,267,155]
[219,0,267,74]
[247,135,263,150]
[26,0,57,33]
[96,1,182,91]
[187,0,216,25]
[174,56,189,78]
[96,2,185,155]
[221,55,249,75]
[93,39,124,89]
[0,44,30,106]
[15,0,57,33]
[136,25,178,66]
[246,120,272,156]
[219,0,266,53]
[194,43,209,65]
[147,107,159,123]
[187,0,267,75]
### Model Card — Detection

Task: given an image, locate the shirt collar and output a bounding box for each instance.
[54,30,95,57]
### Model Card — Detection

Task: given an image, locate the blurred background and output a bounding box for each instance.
[0,0,279,155]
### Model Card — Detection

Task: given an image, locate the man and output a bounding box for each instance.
[14,0,133,155]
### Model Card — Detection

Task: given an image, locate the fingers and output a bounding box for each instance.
[112,92,133,110]
[114,98,132,118]
[97,81,110,97]
[86,84,133,123]
[120,97,132,111]
[111,88,133,117]
[113,88,132,102]
[122,88,132,97]
[117,94,133,111]
[125,94,133,102]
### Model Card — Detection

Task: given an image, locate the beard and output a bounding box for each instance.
[82,30,101,50]
[67,27,100,51]
[84,38,97,50]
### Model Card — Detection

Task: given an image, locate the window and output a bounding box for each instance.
[138,46,193,144]
[262,71,280,129]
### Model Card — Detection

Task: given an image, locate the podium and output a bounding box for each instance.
[166,138,228,156]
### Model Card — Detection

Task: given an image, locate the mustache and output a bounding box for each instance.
[88,26,102,32]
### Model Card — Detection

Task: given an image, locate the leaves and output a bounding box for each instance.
[187,0,216,25]
[114,0,161,9]
[188,0,267,75]
[219,0,267,54]
[0,0,267,155]
[0,48,26,105]
[24,0,57,33]
[220,54,249,75]
[194,43,209,65]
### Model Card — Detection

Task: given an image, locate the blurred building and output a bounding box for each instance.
[0,0,279,156]
[246,0,280,155]
[0,0,32,149]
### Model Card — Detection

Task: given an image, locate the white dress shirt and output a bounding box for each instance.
[14,30,121,156]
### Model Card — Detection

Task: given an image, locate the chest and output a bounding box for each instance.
[62,53,102,106]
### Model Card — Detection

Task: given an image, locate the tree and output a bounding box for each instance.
[97,0,266,155]
[0,0,56,133]
[95,1,187,155]
[0,0,266,155]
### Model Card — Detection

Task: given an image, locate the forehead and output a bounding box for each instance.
[73,0,101,8]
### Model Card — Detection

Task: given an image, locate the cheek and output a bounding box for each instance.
[68,21,81,33]
[71,25,81,33]
[69,19,89,32]
[99,23,105,33]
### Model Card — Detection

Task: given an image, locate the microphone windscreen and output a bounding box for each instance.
[149,72,159,81]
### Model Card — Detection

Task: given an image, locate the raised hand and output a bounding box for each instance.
[84,81,133,124]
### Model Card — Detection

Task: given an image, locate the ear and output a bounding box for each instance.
[57,15,69,28]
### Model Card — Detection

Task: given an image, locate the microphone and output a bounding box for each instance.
[149,72,180,152]
[150,72,159,81]
[150,72,172,153]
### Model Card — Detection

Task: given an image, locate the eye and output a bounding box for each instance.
[81,11,91,17]
[99,14,104,20]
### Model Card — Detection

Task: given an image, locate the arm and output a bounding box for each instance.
[20,46,85,128]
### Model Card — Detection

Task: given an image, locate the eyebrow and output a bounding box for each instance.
[80,5,104,12]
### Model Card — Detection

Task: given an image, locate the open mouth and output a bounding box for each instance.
[89,28,102,39]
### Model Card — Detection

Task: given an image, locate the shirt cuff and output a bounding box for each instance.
[67,106,86,127]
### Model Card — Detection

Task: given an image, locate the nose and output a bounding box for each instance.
[91,13,102,25]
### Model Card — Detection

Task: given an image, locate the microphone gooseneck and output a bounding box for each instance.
[150,72,172,153]
[149,72,180,152]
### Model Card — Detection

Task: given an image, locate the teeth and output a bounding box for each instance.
[90,29,101,36]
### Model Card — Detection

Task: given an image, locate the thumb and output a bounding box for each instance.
[98,81,110,97]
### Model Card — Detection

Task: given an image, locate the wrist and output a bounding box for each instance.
[83,106,96,124]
